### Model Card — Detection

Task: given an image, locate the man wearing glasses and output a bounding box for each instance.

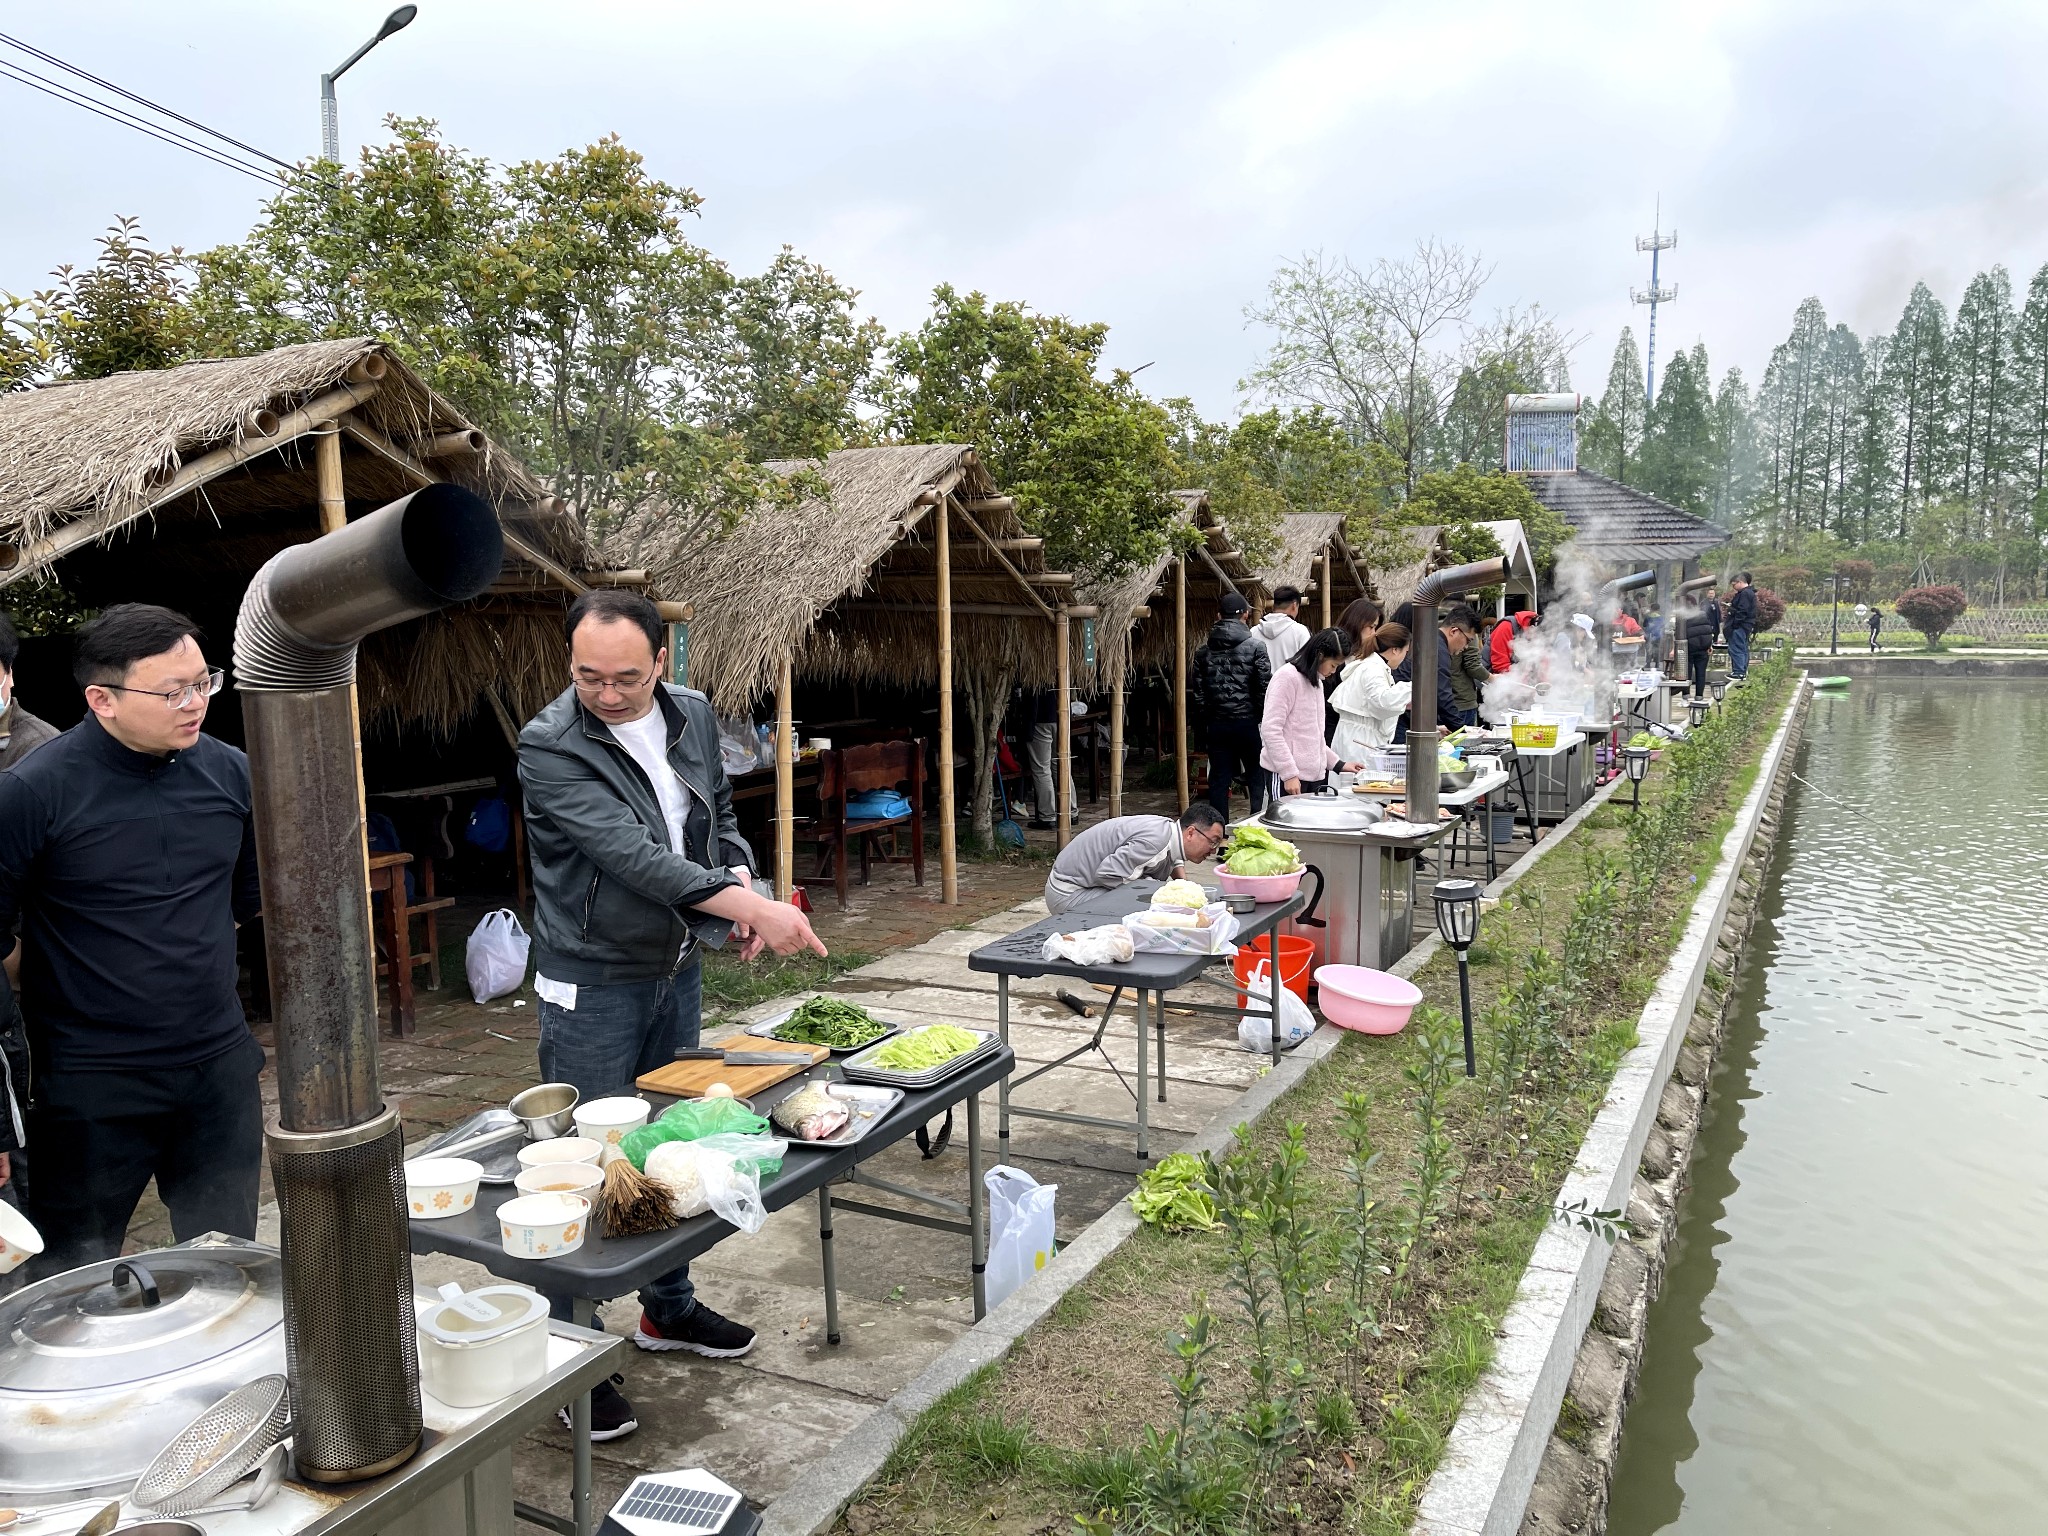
[0,604,262,1278]
[519,589,825,1441]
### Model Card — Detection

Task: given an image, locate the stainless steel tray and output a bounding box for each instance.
[746,1004,901,1056]
[839,1025,1002,1089]
[779,1084,906,1150]
[416,1108,525,1185]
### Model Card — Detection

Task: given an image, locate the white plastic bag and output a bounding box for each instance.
[1121,903,1240,956]
[1041,924,1135,965]
[644,1133,789,1233]
[466,908,530,1004]
[985,1164,1058,1309]
[1236,961,1318,1052]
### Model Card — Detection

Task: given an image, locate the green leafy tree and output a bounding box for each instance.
[1396,463,1570,580]
[1712,366,1760,529]
[1437,305,1575,471]
[2012,262,2048,501]
[1169,404,1397,570]
[709,247,884,461]
[1638,344,1719,516]
[0,291,57,391]
[1583,327,1646,482]
[46,216,197,380]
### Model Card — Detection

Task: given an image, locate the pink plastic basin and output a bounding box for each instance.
[1313,964,1423,1035]
[1215,867,1305,902]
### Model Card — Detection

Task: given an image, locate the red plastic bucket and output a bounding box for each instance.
[1233,935,1315,1007]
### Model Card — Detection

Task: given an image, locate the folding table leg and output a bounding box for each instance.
[569,1298,595,1536]
[1269,941,1284,1067]
[997,975,1012,1163]
[968,1092,987,1319]
[819,1184,841,1345]
[1135,988,1150,1161]
[1156,1002,1167,1104]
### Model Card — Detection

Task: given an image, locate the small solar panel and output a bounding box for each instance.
[607,1470,749,1536]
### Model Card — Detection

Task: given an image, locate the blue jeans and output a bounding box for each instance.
[536,963,703,1328]
[1727,628,1751,677]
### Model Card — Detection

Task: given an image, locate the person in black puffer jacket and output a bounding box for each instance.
[1189,593,1272,815]
[1684,588,1723,697]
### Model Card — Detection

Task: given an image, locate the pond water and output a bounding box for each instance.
[1607,679,2048,1535]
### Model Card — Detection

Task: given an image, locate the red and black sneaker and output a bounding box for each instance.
[634,1305,757,1359]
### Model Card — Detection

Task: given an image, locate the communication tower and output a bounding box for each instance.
[1632,199,1678,409]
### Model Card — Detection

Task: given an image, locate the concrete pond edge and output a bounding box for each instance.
[761,767,1637,1536]
[1412,677,1812,1536]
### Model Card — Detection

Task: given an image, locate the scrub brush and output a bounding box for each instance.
[600,1155,677,1238]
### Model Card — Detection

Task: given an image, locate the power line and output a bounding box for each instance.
[0,59,282,186]
[0,30,300,174]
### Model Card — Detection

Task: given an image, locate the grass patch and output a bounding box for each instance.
[846,656,1797,1536]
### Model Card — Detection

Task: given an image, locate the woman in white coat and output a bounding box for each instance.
[1330,621,1412,759]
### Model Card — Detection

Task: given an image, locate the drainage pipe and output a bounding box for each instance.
[234,481,502,1482]
[1408,556,1510,828]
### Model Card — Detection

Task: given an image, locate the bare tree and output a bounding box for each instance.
[1245,240,1490,491]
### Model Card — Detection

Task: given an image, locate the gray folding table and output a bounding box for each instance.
[966,882,1306,1160]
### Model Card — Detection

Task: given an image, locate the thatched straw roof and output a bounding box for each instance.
[1255,512,1346,595]
[1074,490,1265,691]
[608,445,1078,709]
[0,339,600,735]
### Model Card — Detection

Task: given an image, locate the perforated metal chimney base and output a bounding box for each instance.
[267,1106,423,1483]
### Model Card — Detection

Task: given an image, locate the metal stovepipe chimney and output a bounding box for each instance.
[234,482,503,1482]
[1596,569,1655,651]
[1407,556,1510,828]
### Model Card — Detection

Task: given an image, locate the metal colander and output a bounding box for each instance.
[132,1375,290,1515]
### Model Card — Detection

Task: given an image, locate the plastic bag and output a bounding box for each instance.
[1236,961,1318,1052]
[622,1097,770,1168]
[985,1164,1057,1308]
[1041,924,1135,966]
[644,1132,788,1232]
[465,909,530,1004]
[1121,904,1240,956]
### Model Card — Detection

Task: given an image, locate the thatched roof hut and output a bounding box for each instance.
[0,338,602,737]
[607,444,1075,710]
[1253,512,1371,628]
[1075,490,1261,693]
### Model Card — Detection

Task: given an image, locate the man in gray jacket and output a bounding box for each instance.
[1043,804,1227,914]
[520,589,824,1440]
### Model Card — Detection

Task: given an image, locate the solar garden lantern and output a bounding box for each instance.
[1711,677,1727,705]
[1623,744,1652,813]
[1432,878,1483,1078]
[1686,695,1713,729]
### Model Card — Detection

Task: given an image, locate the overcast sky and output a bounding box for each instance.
[8,0,2048,417]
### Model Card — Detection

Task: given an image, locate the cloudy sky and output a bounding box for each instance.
[8,0,2048,416]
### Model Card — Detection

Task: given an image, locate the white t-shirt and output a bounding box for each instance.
[609,709,690,852]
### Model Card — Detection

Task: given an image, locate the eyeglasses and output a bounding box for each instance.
[99,667,226,709]
[572,671,654,698]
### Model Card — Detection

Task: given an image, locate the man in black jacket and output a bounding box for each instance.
[1188,593,1271,815]
[0,605,262,1280]
[519,589,824,1440]
[1685,588,1723,697]
[1392,607,1479,739]
[1725,573,1758,679]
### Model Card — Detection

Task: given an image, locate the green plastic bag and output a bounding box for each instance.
[622,1097,770,1169]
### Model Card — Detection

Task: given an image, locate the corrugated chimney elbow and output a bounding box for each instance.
[1411,556,1511,608]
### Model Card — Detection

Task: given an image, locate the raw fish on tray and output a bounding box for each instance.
[771,1081,854,1141]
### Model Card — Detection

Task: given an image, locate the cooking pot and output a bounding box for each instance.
[0,1239,287,1502]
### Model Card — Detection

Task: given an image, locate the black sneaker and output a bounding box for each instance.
[557,1373,638,1441]
[634,1305,757,1359]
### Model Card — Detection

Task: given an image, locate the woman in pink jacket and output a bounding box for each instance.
[1261,628,1361,797]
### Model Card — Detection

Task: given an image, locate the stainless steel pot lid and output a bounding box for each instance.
[1263,798,1384,830]
[0,1247,282,1392]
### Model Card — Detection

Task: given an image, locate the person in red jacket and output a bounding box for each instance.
[1487,610,1538,673]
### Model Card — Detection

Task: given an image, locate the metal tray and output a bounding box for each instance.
[416,1108,525,1185]
[839,1025,1002,1089]
[746,1004,901,1056]
[778,1084,906,1150]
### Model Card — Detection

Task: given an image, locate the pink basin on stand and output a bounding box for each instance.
[1215,867,1305,903]
[1314,965,1423,1035]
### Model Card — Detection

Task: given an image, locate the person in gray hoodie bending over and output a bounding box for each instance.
[1043,804,1228,915]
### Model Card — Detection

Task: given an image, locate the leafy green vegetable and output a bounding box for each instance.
[870,1024,982,1072]
[772,996,889,1049]
[1221,824,1300,877]
[1128,1152,1220,1231]
[1628,732,1659,749]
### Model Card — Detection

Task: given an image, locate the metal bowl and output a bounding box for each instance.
[1439,766,1477,792]
[510,1082,579,1140]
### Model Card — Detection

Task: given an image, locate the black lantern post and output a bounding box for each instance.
[1686,695,1712,730]
[1623,744,1651,812]
[1711,677,1727,706]
[1432,878,1483,1077]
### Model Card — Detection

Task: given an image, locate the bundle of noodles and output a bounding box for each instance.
[600,1155,677,1238]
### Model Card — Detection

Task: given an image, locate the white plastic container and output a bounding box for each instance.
[515,1136,604,1172]
[418,1282,550,1407]
[403,1156,484,1221]
[498,1192,591,1259]
[573,1096,651,1165]
[0,1200,43,1274]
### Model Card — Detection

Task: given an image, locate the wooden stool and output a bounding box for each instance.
[369,850,456,1036]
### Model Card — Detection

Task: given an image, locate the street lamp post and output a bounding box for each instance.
[1829,571,1841,657]
[321,6,419,163]
[1431,879,1483,1079]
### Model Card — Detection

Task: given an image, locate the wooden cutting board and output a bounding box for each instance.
[634,1037,828,1099]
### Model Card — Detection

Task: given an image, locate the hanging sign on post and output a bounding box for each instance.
[1082,618,1096,669]
[666,621,690,687]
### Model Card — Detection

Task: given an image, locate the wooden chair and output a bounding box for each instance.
[801,740,926,910]
[369,849,457,1036]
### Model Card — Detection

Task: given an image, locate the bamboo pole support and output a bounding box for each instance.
[775,658,795,902]
[1174,557,1189,813]
[1108,676,1125,817]
[316,425,346,534]
[1321,551,1333,629]
[936,496,958,903]
[1055,608,1072,849]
